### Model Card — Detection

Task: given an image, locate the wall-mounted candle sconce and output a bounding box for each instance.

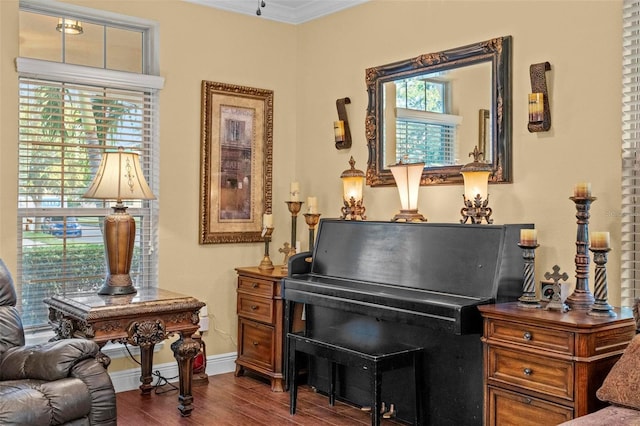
[528,62,551,132]
[334,97,352,150]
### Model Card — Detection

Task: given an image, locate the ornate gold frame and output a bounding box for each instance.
[199,81,273,244]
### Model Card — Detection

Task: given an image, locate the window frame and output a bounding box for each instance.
[17,1,163,335]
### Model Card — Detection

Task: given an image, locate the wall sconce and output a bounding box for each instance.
[56,18,83,35]
[389,161,426,222]
[528,61,551,132]
[340,156,366,220]
[460,146,493,224]
[334,97,352,150]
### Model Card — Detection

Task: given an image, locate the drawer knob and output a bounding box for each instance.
[252,341,259,346]
[523,368,533,376]
[523,397,532,405]
[523,331,532,341]
[252,282,259,288]
[250,305,259,310]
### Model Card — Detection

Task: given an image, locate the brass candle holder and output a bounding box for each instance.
[304,213,321,251]
[588,247,615,317]
[258,226,275,271]
[517,242,541,308]
[280,201,303,273]
[565,195,596,310]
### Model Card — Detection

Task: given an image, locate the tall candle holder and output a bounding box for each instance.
[565,195,596,310]
[588,247,615,317]
[280,201,303,273]
[303,213,321,251]
[258,226,275,271]
[518,242,541,308]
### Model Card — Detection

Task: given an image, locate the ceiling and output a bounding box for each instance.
[183,0,368,25]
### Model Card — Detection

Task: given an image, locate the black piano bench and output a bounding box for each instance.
[287,331,424,426]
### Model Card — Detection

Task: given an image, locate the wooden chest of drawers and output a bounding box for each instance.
[479,302,635,425]
[235,266,287,391]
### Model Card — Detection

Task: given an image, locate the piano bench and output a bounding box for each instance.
[287,331,424,426]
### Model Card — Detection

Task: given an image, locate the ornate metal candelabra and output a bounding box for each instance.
[303,213,321,252]
[280,201,303,273]
[518,242,541,308]
[565,195,596,310]
[258,226,274,271]
[588,247,615,317]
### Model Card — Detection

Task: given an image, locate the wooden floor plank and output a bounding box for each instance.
[115,372,403,425]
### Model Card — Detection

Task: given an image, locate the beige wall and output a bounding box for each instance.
[0,0,624,369]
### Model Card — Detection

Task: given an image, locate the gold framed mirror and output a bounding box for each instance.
[365,36,512,187]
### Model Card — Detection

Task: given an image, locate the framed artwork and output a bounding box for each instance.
[199,81,273,244]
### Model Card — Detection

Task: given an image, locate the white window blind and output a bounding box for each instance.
[17,76,159,329]
[622,0,640,306]
[395,108,461,166]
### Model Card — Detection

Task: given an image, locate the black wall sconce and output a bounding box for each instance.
[334,97,352,150]
[528,62,551,132]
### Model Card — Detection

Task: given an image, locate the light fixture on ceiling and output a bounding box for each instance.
[56,18,83,35]
[256,0,266,16]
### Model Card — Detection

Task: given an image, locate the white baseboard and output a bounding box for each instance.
[110,351,237,393]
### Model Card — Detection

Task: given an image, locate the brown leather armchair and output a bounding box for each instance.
[0,259,117,425]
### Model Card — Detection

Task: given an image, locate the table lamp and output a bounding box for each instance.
[83,147,156,295]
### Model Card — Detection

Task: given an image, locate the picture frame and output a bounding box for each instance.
[199,81,273,244]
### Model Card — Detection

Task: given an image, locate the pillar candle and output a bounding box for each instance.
[520,229,538,246]
[263,213,273,228]
[591,232,610,249]
[573,182,592,198]
[290,182,300,201]
[307,196,318,214]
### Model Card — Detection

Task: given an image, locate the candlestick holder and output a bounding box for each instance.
[588,247,616,317]
[565,196,596,310]
[518,242,541,308]
[258,226,275,271]
[281,201,303,273]
[303,213,321,252]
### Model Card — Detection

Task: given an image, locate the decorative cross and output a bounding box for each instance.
[543,265,569,312]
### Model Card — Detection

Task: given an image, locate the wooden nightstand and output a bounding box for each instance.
[478,303,635,425]
[234,266,303,392]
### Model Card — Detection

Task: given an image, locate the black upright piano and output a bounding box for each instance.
[283,219,531,425]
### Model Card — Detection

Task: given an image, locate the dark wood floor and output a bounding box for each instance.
[116,372,404,425]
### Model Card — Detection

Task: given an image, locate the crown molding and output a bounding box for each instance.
[183,0,368,25]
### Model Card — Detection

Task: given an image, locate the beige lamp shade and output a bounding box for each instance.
[83,147,156,202]
[461,169,490,200]
[390,162,424,211]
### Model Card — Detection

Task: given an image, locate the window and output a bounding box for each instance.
[622,0,640,306]
[391,75,460,166]
[17,3,163,330]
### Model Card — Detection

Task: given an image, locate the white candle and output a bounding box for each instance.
[263,213,273,228]
[290,182,300,201]
[574,182,592,198]
[591,232,610,249]
[520,229,538,246]
[307,196,318,214]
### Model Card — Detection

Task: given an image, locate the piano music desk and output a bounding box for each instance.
[479,302,635,425]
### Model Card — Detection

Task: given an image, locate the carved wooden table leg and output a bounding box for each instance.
[171,331,200,416]
[138,343,155,394]
[127,320,167,395]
